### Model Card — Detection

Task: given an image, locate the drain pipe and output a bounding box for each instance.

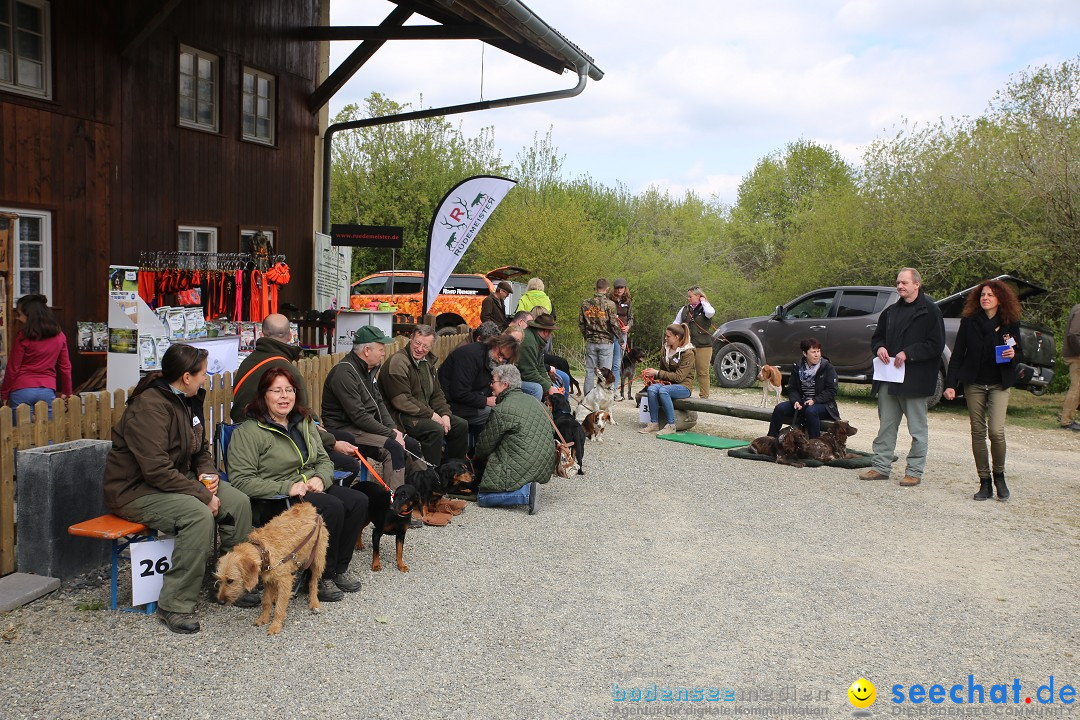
[321,68,590,234]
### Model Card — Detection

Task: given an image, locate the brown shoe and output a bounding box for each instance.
[899,475,921,486]
[858,469,889,481]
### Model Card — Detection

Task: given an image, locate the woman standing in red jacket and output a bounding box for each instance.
[1,294,72,419]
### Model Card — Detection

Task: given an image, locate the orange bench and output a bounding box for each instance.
[68,514,158,613]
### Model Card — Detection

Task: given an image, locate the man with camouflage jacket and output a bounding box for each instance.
[578,278,621,394]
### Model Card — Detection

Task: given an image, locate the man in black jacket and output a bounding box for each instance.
[438,334,519,431]
[480,281,513,329]
[860,268,945,487]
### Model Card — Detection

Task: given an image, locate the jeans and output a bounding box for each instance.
[611,333,626,376]
[647,383,691,425]
[521,382,544,401]
[584,342,614,394]
[477,482,533,508]
[9,387,56,420]
[963,383,1010,477]
[768,401,831,438]
[871,383,931,479]
[552,369,571,392]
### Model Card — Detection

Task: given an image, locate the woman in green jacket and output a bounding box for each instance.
[228,366,368,602]
[515,277,553,315]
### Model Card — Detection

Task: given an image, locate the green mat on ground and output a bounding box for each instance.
[656,432,750,449]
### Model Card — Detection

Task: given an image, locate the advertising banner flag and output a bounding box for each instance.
[423,175,517,314]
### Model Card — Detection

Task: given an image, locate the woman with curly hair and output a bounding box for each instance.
[943,279,1023,501]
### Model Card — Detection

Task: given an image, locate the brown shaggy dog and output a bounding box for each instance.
[776,427,809,467]
[214,502,328,635]
[748,435,779,458]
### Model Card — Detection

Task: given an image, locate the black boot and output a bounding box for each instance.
[973,476,993,501]
[993,471,1010,500]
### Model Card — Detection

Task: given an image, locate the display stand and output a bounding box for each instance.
[106,298,167,394]
[334,310,394,352]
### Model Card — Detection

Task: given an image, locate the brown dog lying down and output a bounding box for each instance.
[215,502,328,635]
[804,420,858,463]
[746,427,808,467]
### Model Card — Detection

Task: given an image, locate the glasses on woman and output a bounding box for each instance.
[267,387,296,396]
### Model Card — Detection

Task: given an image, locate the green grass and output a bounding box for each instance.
[76,600,105,612]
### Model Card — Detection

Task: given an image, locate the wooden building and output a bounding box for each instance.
[0,0,600,387]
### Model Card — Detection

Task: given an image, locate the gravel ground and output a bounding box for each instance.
[2,388,1078,720]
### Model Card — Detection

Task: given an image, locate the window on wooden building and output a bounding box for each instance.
[178,226,217,268]
[240,229,274,254]
[0,0,51,99]
[178,45,218,132]
[1,207,52,303]
[241,67,275,144]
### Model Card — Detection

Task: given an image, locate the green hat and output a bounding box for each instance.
[354,325,394,345]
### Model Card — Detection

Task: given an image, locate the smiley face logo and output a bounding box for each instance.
[848,678,876,708]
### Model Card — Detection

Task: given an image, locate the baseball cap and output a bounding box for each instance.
[354,325,395,344]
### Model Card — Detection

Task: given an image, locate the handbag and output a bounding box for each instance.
[544,409,577,478]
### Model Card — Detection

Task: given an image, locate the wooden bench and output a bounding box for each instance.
[68,514,158,614]
[669,397,839,431]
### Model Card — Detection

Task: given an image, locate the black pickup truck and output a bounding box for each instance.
[711,275,1056,407]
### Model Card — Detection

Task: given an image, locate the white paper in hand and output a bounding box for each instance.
[873,356,906,383]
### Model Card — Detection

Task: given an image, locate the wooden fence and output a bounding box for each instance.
[0,333,467,576]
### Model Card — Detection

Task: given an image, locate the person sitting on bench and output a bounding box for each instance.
[766,337,840,439]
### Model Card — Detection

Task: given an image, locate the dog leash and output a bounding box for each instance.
[352,448,393,494]
[248,513,324,573]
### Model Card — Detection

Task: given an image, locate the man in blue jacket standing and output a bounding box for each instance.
[859,267,946,487]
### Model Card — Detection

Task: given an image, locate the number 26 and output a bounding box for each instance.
[139,556,171,577]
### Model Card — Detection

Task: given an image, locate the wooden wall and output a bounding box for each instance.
[0,0,323,386]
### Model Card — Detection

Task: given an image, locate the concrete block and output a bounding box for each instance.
[0,572,60,612]
[674,409,698,432]
[16,439,112,579]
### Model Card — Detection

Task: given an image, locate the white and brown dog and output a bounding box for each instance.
[581,367,617,424]
[582,410,611,443]
[757,364,783,407]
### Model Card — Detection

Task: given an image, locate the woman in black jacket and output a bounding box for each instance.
[943,280,1022,501]
[766,337,840,439]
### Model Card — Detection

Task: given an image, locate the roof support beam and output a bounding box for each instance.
[299,25,500,42]
[308,5,414,114]
[120,0,185,58]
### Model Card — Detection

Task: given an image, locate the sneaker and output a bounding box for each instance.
[332,573,362,593]
[1067,422,1080,432]
[316,578,344,602]
[233,591,261,609]
[527,482,539,515]
[638,422,660,434]
[858,468,889,481]
[157,607,200,634]
[899,475,922,487]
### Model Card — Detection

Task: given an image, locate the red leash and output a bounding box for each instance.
[353,448,392,493]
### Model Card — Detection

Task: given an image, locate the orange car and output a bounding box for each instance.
[350,266,529,334]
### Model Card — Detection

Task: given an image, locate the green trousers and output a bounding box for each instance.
[118,483,252,614]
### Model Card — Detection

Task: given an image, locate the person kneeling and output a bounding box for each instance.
[228,367,368,602]
[766,337,840,439]
[473,365,555,514]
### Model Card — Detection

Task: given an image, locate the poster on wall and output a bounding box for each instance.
[108,265,139,302]
[313,232,351,312]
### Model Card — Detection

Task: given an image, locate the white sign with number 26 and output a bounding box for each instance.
[130,538,175,606]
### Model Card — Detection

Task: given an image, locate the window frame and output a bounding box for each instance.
[178,44,219,133]
[177,225,218,268]
[1,206,53,305]
[240,66,276,145]
[240,228,275,254]
[0,0,52,99]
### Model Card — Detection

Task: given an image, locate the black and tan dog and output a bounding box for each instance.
[440,458,479,499]
[404,467,452,526]
[366,485,421,573]
[619,347,647,400]
[548,390,585,474]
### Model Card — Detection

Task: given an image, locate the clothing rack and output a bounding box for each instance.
[137,251,286,272]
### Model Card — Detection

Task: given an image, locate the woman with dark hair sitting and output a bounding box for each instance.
[943,279,1023,501]
[766,337,840,439]
[103,344,253,634]
[1,294,72,419]
[227,366,368,602]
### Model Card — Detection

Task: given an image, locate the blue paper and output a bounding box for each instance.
[995,345,1010,364]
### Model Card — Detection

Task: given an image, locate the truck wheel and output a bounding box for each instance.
[926,370,945,410]
[713,342,757,388]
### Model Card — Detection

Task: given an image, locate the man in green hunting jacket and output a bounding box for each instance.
[474,364,555,515]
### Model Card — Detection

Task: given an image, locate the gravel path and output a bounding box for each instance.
[2,389,1078,719]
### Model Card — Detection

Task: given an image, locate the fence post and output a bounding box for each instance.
[0,410,15,575]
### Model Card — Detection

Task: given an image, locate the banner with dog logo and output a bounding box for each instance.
[423,175,517,314]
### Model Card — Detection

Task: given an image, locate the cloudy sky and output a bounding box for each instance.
[329,1,1080,205]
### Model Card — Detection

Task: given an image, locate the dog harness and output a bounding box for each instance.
[248,512,324,573]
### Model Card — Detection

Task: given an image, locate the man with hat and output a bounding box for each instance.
[518,313,560,400]
[579,278,620,395]
[321,325,426,490]
[481,281,513,330]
